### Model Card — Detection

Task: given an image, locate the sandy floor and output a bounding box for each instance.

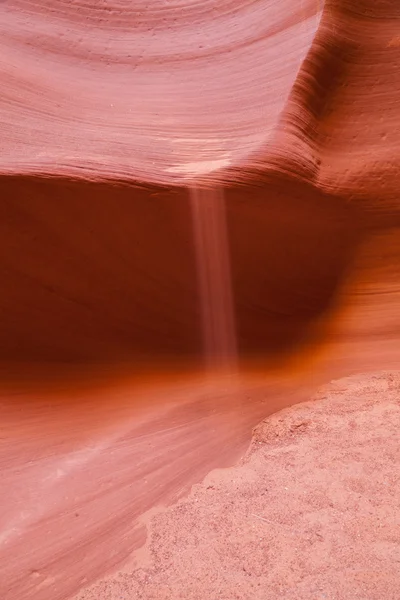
[75,372,400,600]
[72,373,400,600]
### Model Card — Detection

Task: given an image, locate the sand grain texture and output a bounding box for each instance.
[76,373,400,600]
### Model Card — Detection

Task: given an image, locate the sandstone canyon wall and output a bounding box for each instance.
[0,1,399,599]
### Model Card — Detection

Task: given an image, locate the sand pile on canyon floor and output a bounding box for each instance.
[75,372,400,600]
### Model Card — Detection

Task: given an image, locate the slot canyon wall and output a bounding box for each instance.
[0,1,399,599]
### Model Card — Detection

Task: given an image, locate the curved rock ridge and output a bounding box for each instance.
[0,0,321,183]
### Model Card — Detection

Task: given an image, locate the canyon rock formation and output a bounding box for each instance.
[0,0,399,599]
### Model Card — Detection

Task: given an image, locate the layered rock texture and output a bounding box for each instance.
[0,1,399,599]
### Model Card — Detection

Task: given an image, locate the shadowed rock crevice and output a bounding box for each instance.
[0,174,362,370]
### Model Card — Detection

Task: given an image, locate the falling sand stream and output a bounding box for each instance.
[189,186,238,376]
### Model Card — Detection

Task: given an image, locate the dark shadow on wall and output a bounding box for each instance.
[0,177,200,365]
[226,174,363,358]
[0,174,362,380]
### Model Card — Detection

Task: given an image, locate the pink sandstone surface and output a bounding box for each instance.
[0,0,399,598]
[75,372,400,600]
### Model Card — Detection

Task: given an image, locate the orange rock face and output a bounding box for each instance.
[0,1,399,599]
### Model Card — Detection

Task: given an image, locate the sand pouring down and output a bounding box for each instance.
[189,185,238,372]
[0,0,399,598]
